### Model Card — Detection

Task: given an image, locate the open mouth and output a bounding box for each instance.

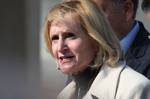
[59,55,74,60]
[59,55,75,64]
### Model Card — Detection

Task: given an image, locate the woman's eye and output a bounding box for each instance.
[51,35,59,41]
[65,32,76,39]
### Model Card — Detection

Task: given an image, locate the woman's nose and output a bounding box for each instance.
[58,39,68,52]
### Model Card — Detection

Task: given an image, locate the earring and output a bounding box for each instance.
[56,62,60,70]
[57,67,60,70]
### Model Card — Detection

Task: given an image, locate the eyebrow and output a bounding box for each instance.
[50,31,76,38]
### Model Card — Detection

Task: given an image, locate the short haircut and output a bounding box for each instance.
[44,0,123,67]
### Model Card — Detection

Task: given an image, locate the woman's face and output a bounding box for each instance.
[49,14,96,74]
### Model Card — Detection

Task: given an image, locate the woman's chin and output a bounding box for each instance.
[61,69,73,75]
[59,65,75,75]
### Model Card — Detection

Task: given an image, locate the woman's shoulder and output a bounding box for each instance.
[116,65,150,99]
[121,66,150,84]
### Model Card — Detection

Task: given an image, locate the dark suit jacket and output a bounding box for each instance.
[126,21,150,79]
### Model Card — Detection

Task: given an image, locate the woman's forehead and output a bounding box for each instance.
[51,13,83,32]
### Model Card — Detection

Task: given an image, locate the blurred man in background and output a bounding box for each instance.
[142,0,150,21]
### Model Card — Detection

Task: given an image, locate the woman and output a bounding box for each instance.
[44,0,150,99]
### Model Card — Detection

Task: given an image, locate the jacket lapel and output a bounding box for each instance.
[126,22,150,69]
[57,80,77,99]
[85,61,126,99]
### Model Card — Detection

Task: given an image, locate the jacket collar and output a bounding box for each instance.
[125,21,150,68]
[88,61,126,99]
[57,61,126,99]
[126,21,150,58]
[57,80,77,99]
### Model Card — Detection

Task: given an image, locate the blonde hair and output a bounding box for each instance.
[44,0,123,68]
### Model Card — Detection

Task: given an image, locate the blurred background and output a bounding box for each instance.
[0,0,149,99]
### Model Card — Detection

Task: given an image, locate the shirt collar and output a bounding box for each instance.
[120,21,140,54]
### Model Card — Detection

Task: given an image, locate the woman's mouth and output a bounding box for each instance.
[59,55,75,64]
